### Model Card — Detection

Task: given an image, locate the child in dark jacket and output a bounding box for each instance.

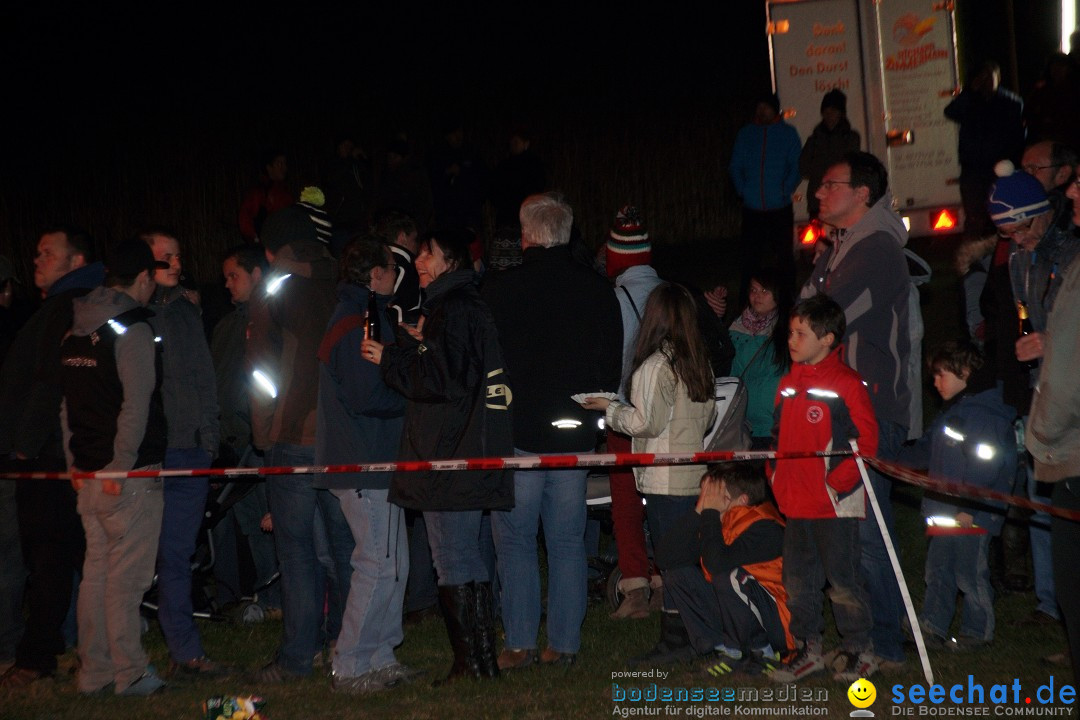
[655,463,790,678]
[897,340,1016,650]
[768,294,879,683]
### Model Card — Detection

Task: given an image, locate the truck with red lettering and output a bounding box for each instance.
[766,0,963,240]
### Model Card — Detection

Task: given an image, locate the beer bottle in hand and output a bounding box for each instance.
[366,289,381,342]
[1017,301,1037,370]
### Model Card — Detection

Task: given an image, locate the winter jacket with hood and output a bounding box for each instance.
[382,270,514,512]
[148,285,219,456]
[605,346,716,496]
[247,241,338,450]
[1027,259,1080,483]
[769,347,879,519]
[896,362,1015,534]
[0,262,104,464]
[729,119,802,211]
[314,282,405,491]
[801,191,912,430]
[799,117,861,216]
[59,286,164,473]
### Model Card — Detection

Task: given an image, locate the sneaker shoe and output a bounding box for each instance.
[169,655,233,678]
[831,650,877,682]
[768,646,825,683]
[0,666,49,688]
[741,648,781,677]
[700,650,744,679]
[943,636,987,653]
[331,669,390,695]
[118,671,165,696]
[1020,610,1060,627]
[610,587,650,620]
[497,648,537,671]
[371,662,424,687]
[251,661,303,684]
[539,648,576,666]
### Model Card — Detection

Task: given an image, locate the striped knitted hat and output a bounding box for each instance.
[297,186,333,246]
[606,205,652,279]
[987,160,1050,227]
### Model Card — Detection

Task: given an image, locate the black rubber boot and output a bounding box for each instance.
[630,611,696,667]
[435,583,481,684]
[473,582,500,679]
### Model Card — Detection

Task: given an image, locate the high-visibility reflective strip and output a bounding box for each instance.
[252,369,278,399]
[943,426,964,442]
[266,273,292,296]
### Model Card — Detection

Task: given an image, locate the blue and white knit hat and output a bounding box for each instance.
[606,205,652,279]
[987,160,1050,226]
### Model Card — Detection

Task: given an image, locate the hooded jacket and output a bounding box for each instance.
[382,270,514,511]
[897,363,1016,534]
[148,285,219,455]
[729,119,802,211]
[799,117,862,212]
[1027,259,1080,482]
[802,192,912,429]
[769,347,879,519]
[314,283,405,491]
[59,286,164,472]
[247,241,338,450]
[0,261,104,464]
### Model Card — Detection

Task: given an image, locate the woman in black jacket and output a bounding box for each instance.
[361,228,513,683]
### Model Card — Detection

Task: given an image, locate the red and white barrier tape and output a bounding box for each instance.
[3,448,1078,522]
[0,449,845,481]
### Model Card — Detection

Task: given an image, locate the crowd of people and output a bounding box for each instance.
[1,59,1080,701]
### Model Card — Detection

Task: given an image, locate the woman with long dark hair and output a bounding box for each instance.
[360,228,513,684]
[729,267,793,449]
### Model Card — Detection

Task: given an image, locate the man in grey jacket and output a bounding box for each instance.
[141,229,223,676]
[801,151,911,667]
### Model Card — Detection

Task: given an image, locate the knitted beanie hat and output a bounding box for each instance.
[297,186,333,246]
[260,205,320,253]
[987,160,1050,226]
[606,205,652,279]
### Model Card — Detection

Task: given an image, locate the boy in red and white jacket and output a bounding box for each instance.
[768,294,879,683]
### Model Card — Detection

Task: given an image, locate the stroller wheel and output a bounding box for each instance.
[606,567,624,611]
[229,601,266,625]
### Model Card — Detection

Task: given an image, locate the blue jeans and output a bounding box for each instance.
[331,488,408,678]
[1027,457,1059,619]
[643,493,698,609]
[265,443,353,675]
[424,510,490,586]
[920,534,994,641]
[859,420,907,662]
[492,452,588,654]
[157,447,211,663]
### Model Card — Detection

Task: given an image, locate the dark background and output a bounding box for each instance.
[0,1,1070,286]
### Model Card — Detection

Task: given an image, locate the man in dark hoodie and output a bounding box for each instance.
[247,205,352,683]
[61,240,168,696]
[140,228,223,677]
[800,89,862,220]
[801,151,912,667]
[0,228,104,688]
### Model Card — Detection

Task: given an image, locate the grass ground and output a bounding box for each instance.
[4,236,1074,719]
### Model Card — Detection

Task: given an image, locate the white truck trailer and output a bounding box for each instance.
[767,0,963,241]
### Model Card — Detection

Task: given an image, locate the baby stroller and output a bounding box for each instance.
[141,479,280,628]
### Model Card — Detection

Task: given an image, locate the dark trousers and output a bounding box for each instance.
[1052,479,1080,688]
[740,205,796,303]
[15,474,85,674]
[784,517,872,653]
[665,564,786,656]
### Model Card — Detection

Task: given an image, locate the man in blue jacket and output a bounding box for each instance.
[729,92,802,297]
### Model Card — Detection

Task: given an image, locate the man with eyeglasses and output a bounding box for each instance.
[1021,141,1077,230]
[987,168,1080,632]
[801,150,912,671]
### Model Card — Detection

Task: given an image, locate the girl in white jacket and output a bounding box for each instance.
[583,283,716,611]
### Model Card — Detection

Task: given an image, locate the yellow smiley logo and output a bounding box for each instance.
[848,678,877,708]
